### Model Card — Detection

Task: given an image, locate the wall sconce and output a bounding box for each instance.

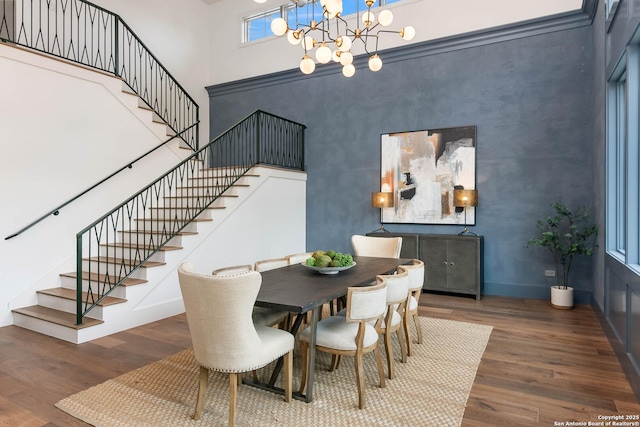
[370,191,393,233]
[453,188,478,235]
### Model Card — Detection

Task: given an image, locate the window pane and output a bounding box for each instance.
[617,80,627,254]
[245,0,405,44]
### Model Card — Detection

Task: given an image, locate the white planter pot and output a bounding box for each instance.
[550,286,574,309]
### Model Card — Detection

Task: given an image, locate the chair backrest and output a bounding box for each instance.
[351,235,402,258]
[397,259,424,292]
[376,270,409,305]
[345,281,387,323]
[212,264,253,276]
[178,262,264,372]
[285,252,313,265]
[254,257,289,272]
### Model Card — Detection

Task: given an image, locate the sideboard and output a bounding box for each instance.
[366,232,484,300]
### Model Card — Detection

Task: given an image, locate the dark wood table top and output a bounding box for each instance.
[255,256,412,313]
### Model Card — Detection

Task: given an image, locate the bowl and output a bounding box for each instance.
[302,262,356,275]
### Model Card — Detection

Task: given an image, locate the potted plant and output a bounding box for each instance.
[527,202,598,309]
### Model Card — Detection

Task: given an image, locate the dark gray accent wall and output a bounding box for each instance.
[207,12,594,302]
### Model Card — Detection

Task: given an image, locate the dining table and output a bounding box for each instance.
[246,255,412,403]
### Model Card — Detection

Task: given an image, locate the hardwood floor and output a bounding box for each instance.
[0,294,638,426]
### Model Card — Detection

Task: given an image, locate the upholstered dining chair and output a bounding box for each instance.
[254,257,289,272]
[212,264,288,328]
[373,269,409,379]
[397,259,425,356]
[177,263,294,426]
[254,257,294,327]
[298,281,388,409]
[285,252,313,265]
[351,234,402,258]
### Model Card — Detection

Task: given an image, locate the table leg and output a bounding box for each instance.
[304,306,320,403]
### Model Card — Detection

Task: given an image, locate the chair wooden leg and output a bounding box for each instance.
[299,341,308,394]
[229,373,238,427]
[404,313,414,357]
[284,350,292,403]
[354,349,366,409]
[373,346,386,389]
[329,354,341,371]
[413,312,423,344]
[383,328,395,379]
[193,365,208,420]
[397,329,408,363]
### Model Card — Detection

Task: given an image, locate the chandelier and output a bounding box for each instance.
[270,0,415,77]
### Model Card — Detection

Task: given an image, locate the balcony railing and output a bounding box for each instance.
[0,0,199,151]
[75,110,305,324]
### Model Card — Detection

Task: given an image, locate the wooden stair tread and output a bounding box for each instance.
[118,229,198,236]
[85,257,166,268]
[100,242,182,251]
[134,217,213,223]
[12,305,103,329]
[37,288,126,306]
[59,271,147,286]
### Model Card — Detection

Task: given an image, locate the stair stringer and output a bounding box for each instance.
[32,166,307,343]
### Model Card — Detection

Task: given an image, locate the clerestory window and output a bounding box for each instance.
[243,0,403,44]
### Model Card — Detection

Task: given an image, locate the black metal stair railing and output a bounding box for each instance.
[0,0,199,150]
[75,110,306,324]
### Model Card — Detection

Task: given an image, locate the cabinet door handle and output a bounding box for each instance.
[442,262,448,266]
[450,262,454,266]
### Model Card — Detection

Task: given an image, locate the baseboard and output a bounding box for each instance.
[483,281,591,304]
[592,300,640,403]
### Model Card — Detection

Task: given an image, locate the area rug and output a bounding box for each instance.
[56,317,492,427]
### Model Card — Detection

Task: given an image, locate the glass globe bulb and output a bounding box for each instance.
[287,29,302,45]
[401,26,416,41]
[337,36,352,52]
[300,55,316,74]
[271,18,288,36]
[332,50,340,62]
[378,10,393,27]
[342,64,355,78]
[325,0,342,16]
[361,11,375,28]
[368,54,382,72]
[301,35,315,50]
[339,51,353,66]
[315,43,332,64]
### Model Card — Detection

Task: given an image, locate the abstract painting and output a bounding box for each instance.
[380,126,477,225]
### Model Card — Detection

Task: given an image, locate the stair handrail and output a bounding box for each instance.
[75,110,306,324]
[0,0,200,235]
[4,122,199,241]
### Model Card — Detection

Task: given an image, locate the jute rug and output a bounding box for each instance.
[56,317,492,427]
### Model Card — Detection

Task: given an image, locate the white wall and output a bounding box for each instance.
[207,0,583,85]
[0,44,192,326]
[90,0,213,143]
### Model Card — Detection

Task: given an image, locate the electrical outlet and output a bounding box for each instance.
[544,270,556,277]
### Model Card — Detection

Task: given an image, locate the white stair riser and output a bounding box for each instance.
[146,208,212,220]
[162,197,226,209]
[37,293,105,319]
[13,314,81,344]
[99,244,177,260]
[174,186,239,197]
[116,232,182,247]
[60,277,128,298]
[133,221,200,233]
[82,259,148,280]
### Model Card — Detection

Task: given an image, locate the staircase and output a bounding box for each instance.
[3,0,307,343]
[11,165,307,343]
